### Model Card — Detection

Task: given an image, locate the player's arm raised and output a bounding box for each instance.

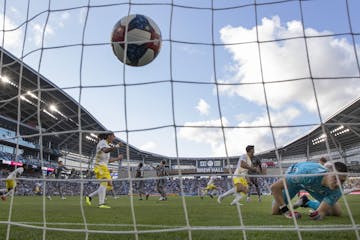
[109,154,123,163]
[102,142,122,154]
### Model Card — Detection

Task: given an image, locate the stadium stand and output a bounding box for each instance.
[0,46,359,196]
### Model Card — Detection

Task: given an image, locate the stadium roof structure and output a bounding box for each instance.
[0,47,166,162]
[1,47,359,166]
[257,97,360,162]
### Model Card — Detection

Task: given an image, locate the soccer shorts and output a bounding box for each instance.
[94,165,111,187]
[205,184,217,191]
[6,179,16,190]
[233,176,248,187]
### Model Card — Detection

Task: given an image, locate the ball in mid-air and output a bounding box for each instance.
[111,14,161,67]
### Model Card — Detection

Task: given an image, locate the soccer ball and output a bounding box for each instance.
[111,14,161,67]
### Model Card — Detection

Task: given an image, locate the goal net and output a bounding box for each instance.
[0,0,359,240]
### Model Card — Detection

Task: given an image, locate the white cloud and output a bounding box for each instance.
[179,107,300,156]
[10,7,18,14]
[218,16,360,119]
[31,23,55,46]
[178,15,360,157]
[179,118,229,155]
[0,13,23,55]
[79,8,87,25]
[195,98,210,115]
[58,12,70,28]
[140,141,157,152]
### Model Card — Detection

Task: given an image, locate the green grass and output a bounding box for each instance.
[0,195,359,240]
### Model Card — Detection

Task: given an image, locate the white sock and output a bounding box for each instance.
[4,189,14,197]
[89,187,100,198]
[98,185,107,205]
[234,192,242,201]
[221,188,235,198]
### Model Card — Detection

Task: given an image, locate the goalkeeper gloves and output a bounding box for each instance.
[308,210,322,220]
[280,205,302,219]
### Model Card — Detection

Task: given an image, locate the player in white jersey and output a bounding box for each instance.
[1,167,24,201]
[200,175,219,199]
[218,145,260,205]
[85,132,123,208]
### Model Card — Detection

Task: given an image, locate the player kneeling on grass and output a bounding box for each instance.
[271,161,347,220]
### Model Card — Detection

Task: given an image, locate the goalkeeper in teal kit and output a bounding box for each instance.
[271,161,347,220]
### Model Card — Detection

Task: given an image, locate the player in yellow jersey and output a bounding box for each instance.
[218,145,260,205]
[85,132,123,208]
[1,167,24,201]
[200,176,219,199]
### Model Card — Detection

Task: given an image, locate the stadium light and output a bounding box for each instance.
[26,90,46,104]
[49,104,68,119]
[43,109,58,120]
[311,133,327,145]
[1,75,9,83]
[334,128,350,137]
[0,75,18,88]
[27,91,38,99]
[90,133,98,138]
[86,135,97,142]
[20,95,36,106]
[68,118,79,126]
[312,126,350,145]
[49,104,57,112]
[330,125,344,134]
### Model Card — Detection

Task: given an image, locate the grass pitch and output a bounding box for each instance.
[0,195,359,240]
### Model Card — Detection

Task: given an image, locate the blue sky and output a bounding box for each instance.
[1,0,360,158]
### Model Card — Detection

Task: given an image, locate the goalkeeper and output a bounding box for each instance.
[271,161,347,220]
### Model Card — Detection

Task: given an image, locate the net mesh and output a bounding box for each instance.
[0,0,359,239]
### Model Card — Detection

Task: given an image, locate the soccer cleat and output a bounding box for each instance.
[85,196,92,206]
[139,198,143,200]
[217,196,223,204]
[209,194,214,199]
[246,197,251,202]
[293,195,309,209]
[47,195,52,200]
[98,204,111,209]
[1,195,6,201]
[145,194,149,200]
[61,196,66,200]
[258,197,262,203]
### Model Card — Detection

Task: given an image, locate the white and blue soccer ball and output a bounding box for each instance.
[111,14,162,67]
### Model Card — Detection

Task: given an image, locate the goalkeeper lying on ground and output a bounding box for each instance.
[271,161,347,220]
